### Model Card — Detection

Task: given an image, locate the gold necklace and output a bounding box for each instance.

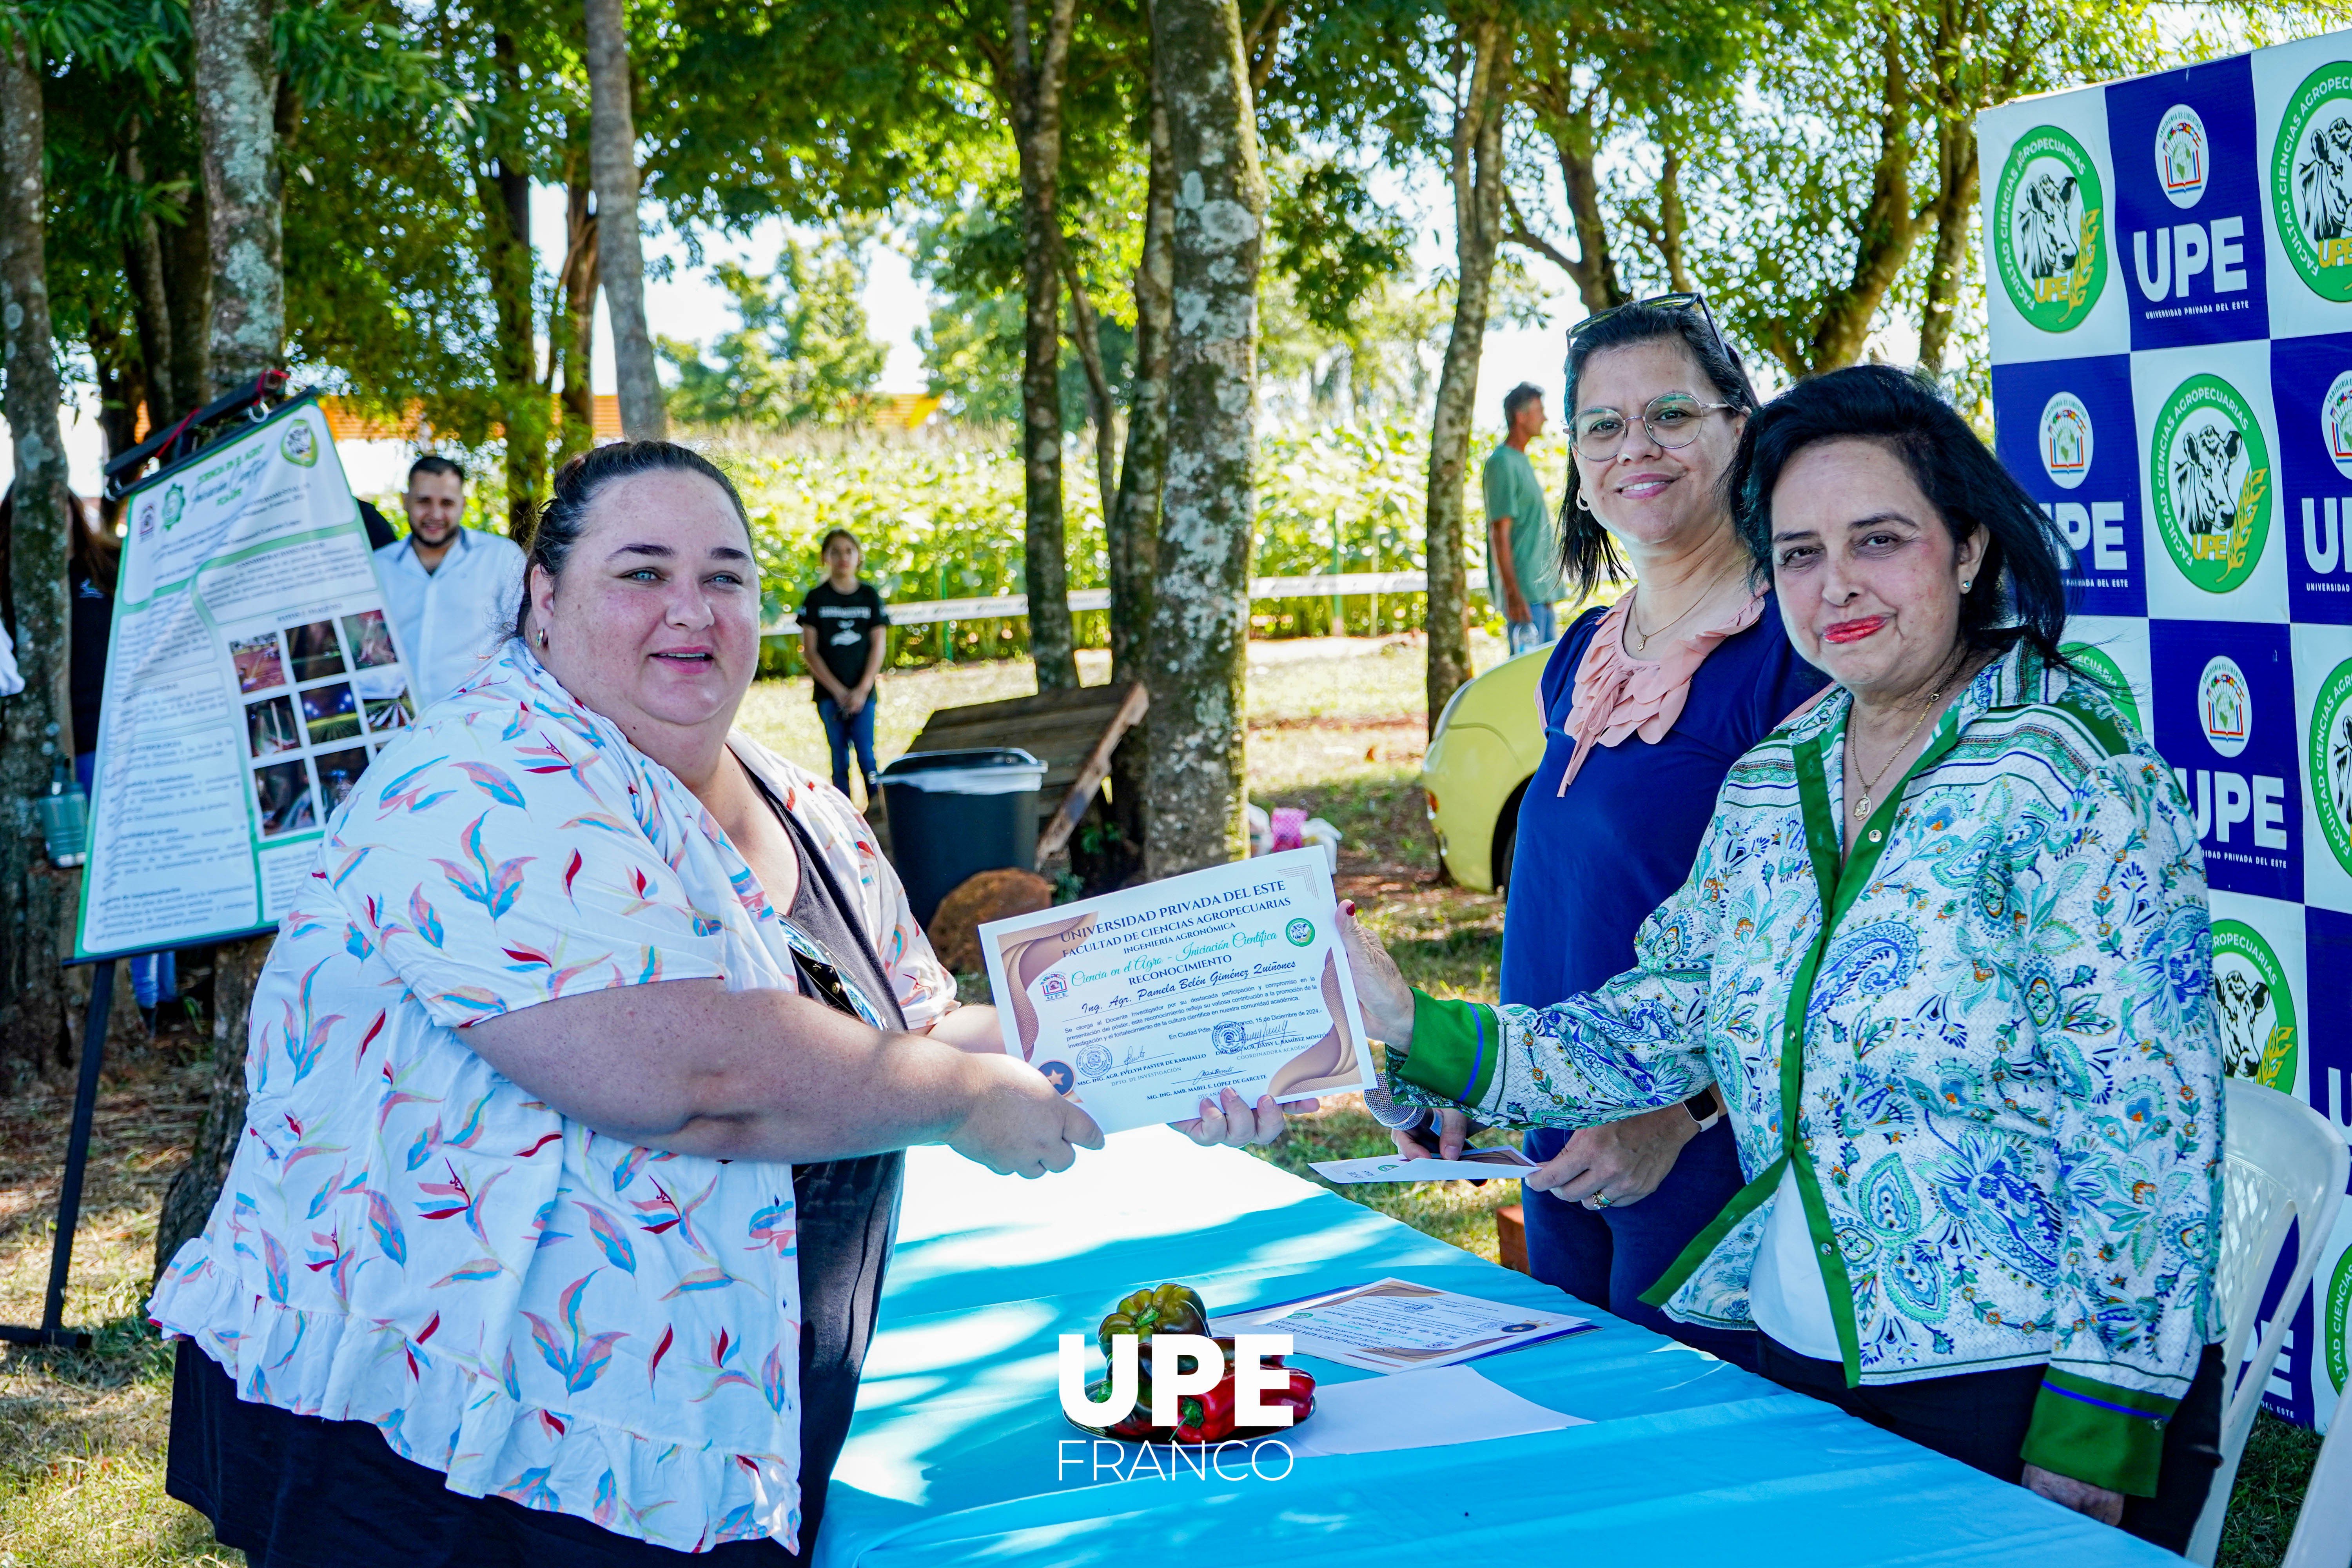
[1849,687,1943,822]
[1627,561,1740,653]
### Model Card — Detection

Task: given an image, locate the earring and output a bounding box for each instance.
[1575,492,1594,513]
[537,629,549,648]
[1961,579,1974,593]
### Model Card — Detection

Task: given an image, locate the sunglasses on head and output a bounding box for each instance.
[1566,290,1737,368]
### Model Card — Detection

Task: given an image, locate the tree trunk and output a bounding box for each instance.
[191,0,284,395]
[1916,124,1978,375]
[554,156,600,464]
[587,0,666,442]
[1062,254,1118,527]
[0,29,80,1080]
[482,149,545,541]
[1009,0,1080,691]
[1143,0,1263,877]
[1423,17,1511,734]
[1800,22,1925,375]
[1107,52,1174,861]
[123,130,181,426]
[163,176,212,414]
[152,933,265,1279]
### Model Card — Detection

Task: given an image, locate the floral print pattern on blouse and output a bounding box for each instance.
[1395,642,2223,1494]
[149,642,954,1555]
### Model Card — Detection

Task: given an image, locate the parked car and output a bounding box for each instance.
[1421,644,1550,893]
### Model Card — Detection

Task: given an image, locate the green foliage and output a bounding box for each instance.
[660,233,889,428]
[1271,159,1413,335]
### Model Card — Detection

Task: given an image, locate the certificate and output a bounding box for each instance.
[977,848,1375,1134]
[1211,1279,1594,1373]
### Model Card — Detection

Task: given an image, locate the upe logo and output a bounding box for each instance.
[2307,655,2352,877]
[2209,919,2298,1090]
[2040,393,2094,489]
[2328,372,2352,479]
[136,502,157,539]
[2151,373,2271,593]
[2200,655,2252,758]
[1995,126,2107,332]
[1040,972,1068,1000]
[2274,61,2352,299]
[2157,104,2210,208]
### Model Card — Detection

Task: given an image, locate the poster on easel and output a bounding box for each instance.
[74,396,414,959]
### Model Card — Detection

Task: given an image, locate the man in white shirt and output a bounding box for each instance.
[372,456,526,705]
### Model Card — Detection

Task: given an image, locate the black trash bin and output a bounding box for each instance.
[877,747,1048,925]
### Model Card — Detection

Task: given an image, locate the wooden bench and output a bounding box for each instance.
[902,680,1149,858]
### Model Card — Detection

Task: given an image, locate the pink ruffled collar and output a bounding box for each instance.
[1556,588,1767,793]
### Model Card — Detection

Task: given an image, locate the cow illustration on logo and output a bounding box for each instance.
[2308,657,2352,878]
[2156,104,2209,209]
[1994,127,2107,332]
[2199,655,2252,758]
[279,421,319,468]
[2057,641,2141,732]
[2274,62,2352,300]
[2038,392,2093,489]
[2209,920,2297,1091]
[2151,373,2271,593]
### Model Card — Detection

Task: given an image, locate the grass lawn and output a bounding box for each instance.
[0,635,2325,1564]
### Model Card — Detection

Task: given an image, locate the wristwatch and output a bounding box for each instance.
[1683,1086,1724,1132]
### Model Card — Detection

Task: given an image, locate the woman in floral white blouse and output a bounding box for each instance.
[150,442,1294,1567]
[1343,365,2226,1550]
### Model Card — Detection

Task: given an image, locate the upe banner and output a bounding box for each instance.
[1983,34,2352,1434]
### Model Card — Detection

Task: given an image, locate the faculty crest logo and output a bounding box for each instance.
[1995,126,2107,332]
[2209,920,2298,1090]
[1040,972,1067,1000]
[279,422,319,468]
[2327,1244,2351,1398]
[2308,656,2352,877]
[2151,374,2272,592]
[1285,917,1314,947]
[2274,61,2352,300]
[2200,656,2253,758]
[2327,372,2352,480]
[161,485,185,531]
[2156,104,2210,209]
[2039,392,2093,489]
[2057,641,2141,731]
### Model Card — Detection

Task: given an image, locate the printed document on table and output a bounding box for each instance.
[977,848,1374,1136]
[1212,1278,1594,1373]
[1310,1148,1536,1184]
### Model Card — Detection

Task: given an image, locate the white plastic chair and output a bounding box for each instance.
[2185,1080,2350,1565]
[2282,1394,2352,1568]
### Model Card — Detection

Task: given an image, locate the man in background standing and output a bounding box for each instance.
[374,456,526,704]
[1485,383,1562,655]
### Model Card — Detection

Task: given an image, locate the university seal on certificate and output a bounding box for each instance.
[977,848,1376,1134]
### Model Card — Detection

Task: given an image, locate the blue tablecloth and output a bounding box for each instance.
[814,1126,2176,1568]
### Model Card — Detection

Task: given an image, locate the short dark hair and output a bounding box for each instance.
[1502,383,1544,424]
[408,454,465,487]
[511,441,754,642]
[1728,363,2071,670]
[1557,303,1758,599]
[820,528,860,556]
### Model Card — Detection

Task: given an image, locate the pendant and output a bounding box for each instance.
[1852,793,1872,821]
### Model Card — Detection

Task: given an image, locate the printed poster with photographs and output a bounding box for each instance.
[75,396,416,958]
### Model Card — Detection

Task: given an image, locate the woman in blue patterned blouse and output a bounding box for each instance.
[1341,365,2226,1549]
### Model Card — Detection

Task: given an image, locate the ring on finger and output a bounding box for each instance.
[1591,1192,1613,1208]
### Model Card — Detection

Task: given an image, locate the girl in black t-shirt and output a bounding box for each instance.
[798,528,888,804]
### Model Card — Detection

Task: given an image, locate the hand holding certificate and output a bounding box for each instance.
[978,849,1376,1136]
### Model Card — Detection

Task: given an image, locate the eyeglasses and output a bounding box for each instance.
[1570,394,1739,459]
[779,918,887,1028]
[1568,289,1736,364]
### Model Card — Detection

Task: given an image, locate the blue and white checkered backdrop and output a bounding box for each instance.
[1980,31,2352,1434]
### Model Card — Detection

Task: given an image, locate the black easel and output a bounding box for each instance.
[0,369,293,1351]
